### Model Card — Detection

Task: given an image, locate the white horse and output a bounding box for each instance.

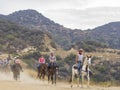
[70,55,92,88]
[81,55,92,88]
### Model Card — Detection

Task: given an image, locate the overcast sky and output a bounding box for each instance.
[0,0,120,30]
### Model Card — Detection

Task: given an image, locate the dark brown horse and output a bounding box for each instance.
[47,64,59,85]
[11,64,23,81]
[37,63,47,80]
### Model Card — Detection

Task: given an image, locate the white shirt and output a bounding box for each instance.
[78,54,83,62]
[49,55,56,62]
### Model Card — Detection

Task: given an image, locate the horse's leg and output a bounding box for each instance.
[87,73,90,88]
[13,72,16,80]
[36,72,39,79]
[71,74,74,88]
[77,75,79,87]
[51,75,53,84]
[43,73,46,81]
[48,74,50,84]
[42,73,44,81]
[55,73,56,85]
[40,73,42,79]
[18,71,20,81]
[81,73,84,88]
[41,72,45,81]
[14,72,17,81]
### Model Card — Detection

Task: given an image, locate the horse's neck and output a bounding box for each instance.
[82,63,87,70]
[83,58,88,65]
[82,58,89,71]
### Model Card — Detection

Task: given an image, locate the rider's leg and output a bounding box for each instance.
[78,62,81,71]
[47,62,51,70]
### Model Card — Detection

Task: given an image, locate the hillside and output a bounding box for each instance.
[0,9,120,50]
[88,22,120,49]
[0,10,74,49]
[0,19,55,53]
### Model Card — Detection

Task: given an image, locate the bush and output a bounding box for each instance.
[50,41,57,49]
[64,53,76,65]
[22,51,41,60]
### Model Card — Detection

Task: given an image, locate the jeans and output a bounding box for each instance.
[48,62,57,69]
[77,61,82,71]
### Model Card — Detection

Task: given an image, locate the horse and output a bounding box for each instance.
[37,63,47,81]
[11,63,23,81]
[3,62,11,74]
[70,64,80,88]
[47,63,59,85]
[81,55,92,88]
[70,55,92,88]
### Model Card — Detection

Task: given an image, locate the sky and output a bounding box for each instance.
[0,0,120,30]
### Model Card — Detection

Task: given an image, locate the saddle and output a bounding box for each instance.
[73,66,78,69]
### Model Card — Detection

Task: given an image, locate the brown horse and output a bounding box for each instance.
[47,64,59,85]
[11,64,23,81]
[37,63,47,81]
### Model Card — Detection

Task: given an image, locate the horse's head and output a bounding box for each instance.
[83,55,92,66]
[87,55,92,65]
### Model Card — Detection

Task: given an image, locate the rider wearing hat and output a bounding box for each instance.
[76,49,84,72]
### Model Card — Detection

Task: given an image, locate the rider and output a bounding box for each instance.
[14,56,23,72]
[48,51,57,70]
[76,49,84,72]
[38,55,45,68]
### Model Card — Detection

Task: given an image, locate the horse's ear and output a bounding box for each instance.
[86,55,89,58]
[89,55,92,58]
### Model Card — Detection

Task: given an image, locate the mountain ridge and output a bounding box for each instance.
[0,9,120,50]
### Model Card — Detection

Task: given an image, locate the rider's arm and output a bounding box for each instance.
[49,56,52,62]
[76,54,78,63]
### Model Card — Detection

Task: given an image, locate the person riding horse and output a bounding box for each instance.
[71,54,93,88]
[10,56,23,80]
[10,56,23,72]
[48,51,57,70]
[37,55,45,69]
[37,55,47,80]
[70,49,84,88]
[47,51,59,84]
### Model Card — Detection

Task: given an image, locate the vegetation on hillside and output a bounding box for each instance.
[1,10,120,50]
[0,19,56,54]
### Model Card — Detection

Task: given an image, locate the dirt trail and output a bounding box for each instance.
[0,72,119,90]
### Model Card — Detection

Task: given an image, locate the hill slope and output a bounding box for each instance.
[0,19,55,53]
[89,22,120,49]
[0,9,75,49]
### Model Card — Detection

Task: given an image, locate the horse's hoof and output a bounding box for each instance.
[71,85,73,88]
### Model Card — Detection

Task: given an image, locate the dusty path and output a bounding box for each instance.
[0,72,119,90]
